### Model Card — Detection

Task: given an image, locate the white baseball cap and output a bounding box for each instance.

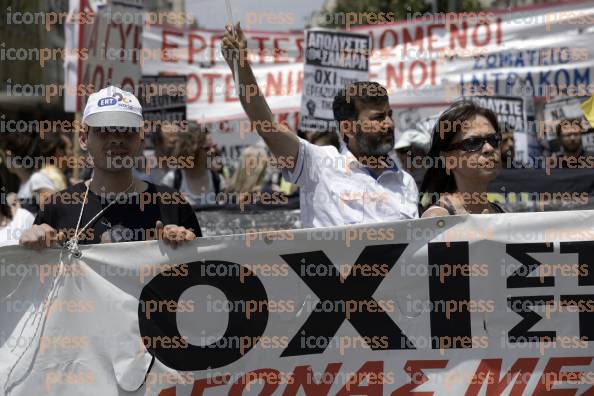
[394,129,431,151]
[82,86,143,128]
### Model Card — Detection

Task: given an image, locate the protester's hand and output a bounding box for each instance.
[19,224,66,250]
[221,22,247,68]
[155,221,196,249]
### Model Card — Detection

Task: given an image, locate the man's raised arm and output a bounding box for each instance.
[221,23,299,170]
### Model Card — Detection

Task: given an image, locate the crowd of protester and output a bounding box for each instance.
[0,23,593,248]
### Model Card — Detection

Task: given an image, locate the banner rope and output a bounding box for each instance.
[4,178,134,393]
[4,247,69,394]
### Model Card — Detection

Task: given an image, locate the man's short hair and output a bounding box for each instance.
[556,117,583,137]
[332,81,389,124]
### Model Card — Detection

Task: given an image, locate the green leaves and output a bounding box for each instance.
[314,0,484,29]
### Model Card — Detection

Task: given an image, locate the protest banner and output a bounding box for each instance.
[139,75,187,136]
[2,211,594,395]
[471,96,526,134]
[299,29,371,132]
[142,1,594,123]
[543,97,589,134]
[140,76,187,122]
[543,97,594,153]
[64,0,144,113]
[141,26,304,122]
[471,96,532,162]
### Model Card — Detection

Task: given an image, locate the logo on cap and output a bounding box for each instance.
[113,92,131,103]
[98,97,118,107]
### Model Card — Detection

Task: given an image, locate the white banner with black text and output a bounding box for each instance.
[1,211,594,395]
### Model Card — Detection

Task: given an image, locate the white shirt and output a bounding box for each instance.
[0,208,35,245]
[283,138,419,228]
[162,170,221,206]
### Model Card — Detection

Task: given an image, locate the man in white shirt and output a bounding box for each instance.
[221,24,418,227]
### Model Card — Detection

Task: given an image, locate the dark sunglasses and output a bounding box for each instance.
[446,133,501,152]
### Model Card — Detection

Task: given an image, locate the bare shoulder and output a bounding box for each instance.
[421,205,450,218]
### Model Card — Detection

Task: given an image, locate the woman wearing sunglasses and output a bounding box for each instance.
[420,100,504,218]
[164,122,224,207]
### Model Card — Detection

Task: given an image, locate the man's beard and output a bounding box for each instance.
[355,129,394,156]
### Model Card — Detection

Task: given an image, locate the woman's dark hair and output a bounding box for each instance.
[419,100,499,209]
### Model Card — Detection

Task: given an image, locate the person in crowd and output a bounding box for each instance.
[208,144,230,182]
[394,129,431,177]
[1,131,58,214]
[163,122,224,206]
[554,118,590,167]
[225,146,269,194]
[420,100,504,217]
[499,123,516,168]
[39,131,72,190]
[19,86,201,250]
[0,171,35,245]
[309,131,341,151]
[221,23,418,227]
[0,160,19,190]
[142,123,181,185]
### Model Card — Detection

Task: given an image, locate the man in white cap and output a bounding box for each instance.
[394,129,431,176]
[20,86,201,250]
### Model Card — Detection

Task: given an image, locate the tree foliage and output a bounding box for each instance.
[315,0,483,28]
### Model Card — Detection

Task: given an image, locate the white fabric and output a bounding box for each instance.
[283,138,418,228]
[0,208,35,245]
[394,129,431,151]
[3,211,594,395]
[17,171,57,200]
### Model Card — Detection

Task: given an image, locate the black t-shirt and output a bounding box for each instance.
[34,182,202,244]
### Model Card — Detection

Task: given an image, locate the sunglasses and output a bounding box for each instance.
[446,133,501,152]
